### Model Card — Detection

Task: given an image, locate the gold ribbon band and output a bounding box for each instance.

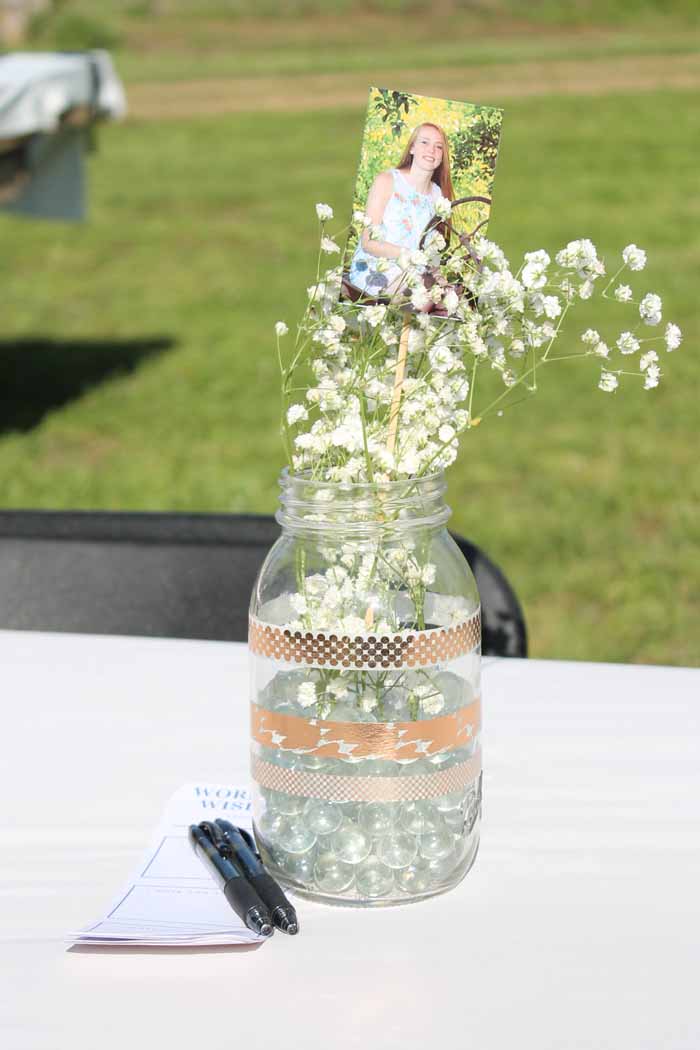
[251,749,482,803]
[251,700,480,761]
[249,611,481,670]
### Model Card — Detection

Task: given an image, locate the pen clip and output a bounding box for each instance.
[198,820,233,859]
[214,821,260,859]
[236,826,260,857]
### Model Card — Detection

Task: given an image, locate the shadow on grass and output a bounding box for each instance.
[0,336,175,434]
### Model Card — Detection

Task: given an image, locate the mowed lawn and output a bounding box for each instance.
[1,88,697,666]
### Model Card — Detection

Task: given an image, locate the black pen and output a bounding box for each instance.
[188,823,274,938]
[215,819,299,935]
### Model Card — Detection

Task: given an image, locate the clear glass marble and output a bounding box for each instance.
[249,471,482,906]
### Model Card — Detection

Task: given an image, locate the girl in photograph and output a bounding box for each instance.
[349,122,454,296]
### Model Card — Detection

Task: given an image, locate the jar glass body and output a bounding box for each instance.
[248,471,482,907]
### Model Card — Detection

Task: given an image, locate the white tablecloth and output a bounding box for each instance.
[2,630,699,1050]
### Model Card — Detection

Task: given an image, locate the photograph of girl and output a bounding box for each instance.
[349,122,453,297]
[343,88,504,305]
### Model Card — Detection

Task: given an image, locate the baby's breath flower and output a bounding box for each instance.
[420,564,437,586]
[327,677,348,699]
[425,230,446,252]
[413,684,445,716]
[411,285,431,311]
[665,323,682,351]
[434,195,452,220]
[542,295,562,319]
[275,321,289,337]
[315,202,334,221]
[581,329,600,346]
[287,404,308,425]
[365,304,387,328]
[443,288,459,314]
[298,680,316,705]
[423,693,445,716]
[521,249,549,290]
[555,239,599,276]
[327,314,346,334]
[614,284,633,303]
[297,682,317,707]
[353,209,371,227]
[380,324,398,346]
[359,694,378,714]
[473,236,508,271]
[559,277,577,302]
[616,331,640,355]
[622,244,647,271]
[644,364,661,389]
[281,214,676,499]
[599,371,619,393]
[525,249,550,268]
[429,344,457,373]
[639,292,662,325]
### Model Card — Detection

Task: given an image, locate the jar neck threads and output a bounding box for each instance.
[276,470,451,538]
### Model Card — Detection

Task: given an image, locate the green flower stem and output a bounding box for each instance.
[467,356,478,423]
[601,262,628,298]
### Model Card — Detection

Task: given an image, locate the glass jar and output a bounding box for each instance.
[248,470,482,906]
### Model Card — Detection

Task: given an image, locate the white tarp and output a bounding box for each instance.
[0,49,126,135]
[0,49,126,220]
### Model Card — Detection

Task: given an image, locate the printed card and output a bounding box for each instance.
[341,86,503,307]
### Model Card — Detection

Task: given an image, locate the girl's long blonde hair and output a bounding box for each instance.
[396,123,454,201]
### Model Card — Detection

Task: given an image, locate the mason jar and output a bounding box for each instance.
[248,470,482,906]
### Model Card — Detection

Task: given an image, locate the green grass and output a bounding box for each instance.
[15,9,700,84]
[17,4,700,83]
[1,81,697,666]
[110,29,700,84]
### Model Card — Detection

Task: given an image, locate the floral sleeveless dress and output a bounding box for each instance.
[349,168,440,295]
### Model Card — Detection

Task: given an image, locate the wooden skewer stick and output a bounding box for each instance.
[364,321,410,630]
[386,321,410,457]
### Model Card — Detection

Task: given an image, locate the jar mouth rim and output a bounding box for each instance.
[279,467,445,493]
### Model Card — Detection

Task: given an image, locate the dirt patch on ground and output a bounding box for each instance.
[125,52,700,120]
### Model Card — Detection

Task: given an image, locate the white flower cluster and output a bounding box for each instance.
[283,540,440,636]
[278,207,682,478]
[575,245,683,393]
[283,665,455,722]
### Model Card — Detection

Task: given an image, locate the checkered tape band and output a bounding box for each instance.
[251,748,482,803]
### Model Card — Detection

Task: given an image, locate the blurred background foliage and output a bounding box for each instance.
[1,0,698,666]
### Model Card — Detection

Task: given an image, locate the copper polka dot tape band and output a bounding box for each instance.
[251,749,482,803]
[251,700,480,761]
[248,610,481,669]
